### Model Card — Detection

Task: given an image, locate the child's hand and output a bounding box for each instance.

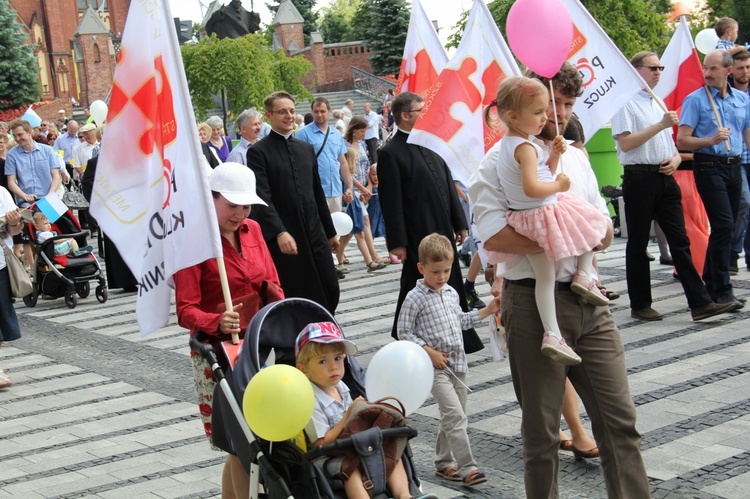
[552,135,568,155]
[425,346,449,369]
[555,173,571,192]
[345,396,366,417]
[487,295,501,314]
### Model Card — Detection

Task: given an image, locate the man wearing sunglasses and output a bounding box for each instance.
[678,49,750,309]
[612,51,737,322]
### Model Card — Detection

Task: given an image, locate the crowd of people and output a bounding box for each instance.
[7,15,750,498]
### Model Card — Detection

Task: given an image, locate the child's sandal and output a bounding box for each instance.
[463,469,488,486]
[435,466,463,482]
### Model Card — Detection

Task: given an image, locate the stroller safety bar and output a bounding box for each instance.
[306,427,418,460]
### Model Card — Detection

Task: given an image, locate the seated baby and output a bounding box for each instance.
[33,213,91,257]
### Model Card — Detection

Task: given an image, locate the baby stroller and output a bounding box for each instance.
[24,209,108,309]
[190,297,424,499]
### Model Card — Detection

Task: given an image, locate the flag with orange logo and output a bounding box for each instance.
[407,0,521,185]
[395,0,448,97]
[561,0,647,142]
[90,0,222,336]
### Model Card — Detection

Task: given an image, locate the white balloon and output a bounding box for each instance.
[90,100,108,127]
[695,28,719,55]
[365,341,434,416]
[331,211,353,236]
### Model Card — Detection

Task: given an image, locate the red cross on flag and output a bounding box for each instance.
[395,0,448,97]
[90,0,222,336]
[407,0,522,185]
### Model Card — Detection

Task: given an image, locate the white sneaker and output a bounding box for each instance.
[571,272,610,306]
[541,332,582,365]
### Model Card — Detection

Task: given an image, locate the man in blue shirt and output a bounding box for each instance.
[5,120,61,206]
[53,119,79,179]
[728,50,750,274]
[296,97,352,215]
[677,49,750,308]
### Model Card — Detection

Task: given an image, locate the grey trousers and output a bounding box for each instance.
[503,280,650,499]
[432,368,478,476]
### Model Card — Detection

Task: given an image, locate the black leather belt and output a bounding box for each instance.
[693,153,741,165]
[505,278,572,291]
[623,164,661,172]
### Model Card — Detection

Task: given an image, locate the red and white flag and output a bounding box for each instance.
[407,0,521,185]
[653,17,704,115]
[90,0,222,336]
[395,0,448,97]
[561,0,647,142]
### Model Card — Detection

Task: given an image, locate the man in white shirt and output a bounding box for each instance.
[468,63,650,499]
[340,99,353,127]
[72,123,98,178]
[363,102,380,163]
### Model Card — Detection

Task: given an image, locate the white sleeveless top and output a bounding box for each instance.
[496,135,557,211]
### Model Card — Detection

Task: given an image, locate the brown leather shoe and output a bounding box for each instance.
[572,445,599,459]
[691,301,738,321]
[631,307,663,321]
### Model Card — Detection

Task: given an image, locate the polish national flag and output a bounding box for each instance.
[653,16,704,115]
[90,0,222,336]
[395,0,448,96]
[407,0,522,185]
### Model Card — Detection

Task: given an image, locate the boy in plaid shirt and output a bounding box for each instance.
[397,233,499,487]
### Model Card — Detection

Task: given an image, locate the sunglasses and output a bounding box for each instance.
[640,66,665,72]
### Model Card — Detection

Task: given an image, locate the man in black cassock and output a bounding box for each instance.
[247,91,340,314]
[378,92,483,352]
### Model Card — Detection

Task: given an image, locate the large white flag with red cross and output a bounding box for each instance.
[395,0,448,97]
[407,0,521,185]
[90,0,222,336]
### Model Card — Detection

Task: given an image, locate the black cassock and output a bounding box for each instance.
[378,130,483,353]
[247,131,340,314]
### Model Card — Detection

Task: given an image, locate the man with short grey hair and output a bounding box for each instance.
[226,109,263,165]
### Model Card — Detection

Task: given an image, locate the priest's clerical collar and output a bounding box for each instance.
[395,126,410,135]
[271,129,294,139]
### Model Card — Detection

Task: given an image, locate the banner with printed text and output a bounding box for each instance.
[90,0,222,336]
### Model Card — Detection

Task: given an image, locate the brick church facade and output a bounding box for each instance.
[10,0,129,118]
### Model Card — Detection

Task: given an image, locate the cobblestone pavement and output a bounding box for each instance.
[2,236,750,498]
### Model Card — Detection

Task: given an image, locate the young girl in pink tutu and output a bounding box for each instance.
[486,76,610,365]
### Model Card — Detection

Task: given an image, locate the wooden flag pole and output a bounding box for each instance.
[216,257,239,344]
[703,85,731,152]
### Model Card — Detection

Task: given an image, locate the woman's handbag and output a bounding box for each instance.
[2,243,33,298]
[62,183,89,209]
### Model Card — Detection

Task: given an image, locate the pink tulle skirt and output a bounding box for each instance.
[505,191,610,262]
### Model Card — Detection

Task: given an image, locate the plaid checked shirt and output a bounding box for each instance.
[397,280,483,373]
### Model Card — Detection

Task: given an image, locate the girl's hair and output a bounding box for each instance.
[345,146,358,175]
[345,116,368,143]
[484,76,548,130]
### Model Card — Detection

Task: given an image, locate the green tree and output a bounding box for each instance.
[0,0,40,110]
[359,0,410,76]
[181,33,312,125]
[267,0,318,45]
[447,0,671,60]
[318,0,362,43]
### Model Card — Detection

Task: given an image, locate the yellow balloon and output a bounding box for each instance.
[242,364,314,442]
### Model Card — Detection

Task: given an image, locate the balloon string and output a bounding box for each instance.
[445,366,472,392]
[549,79,563,175]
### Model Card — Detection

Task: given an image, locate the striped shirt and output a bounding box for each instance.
[309,381,352,441]
[397,280,483,373]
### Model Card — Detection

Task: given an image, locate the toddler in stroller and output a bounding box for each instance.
[199,297,431,499]
[24,208,107,308]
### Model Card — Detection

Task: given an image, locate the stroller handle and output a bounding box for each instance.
[306,426,418,460]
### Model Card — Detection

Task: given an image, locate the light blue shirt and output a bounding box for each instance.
[259,122,271,140]
[53,132,80,164]
[226,137,252,165]
[4,142,59,204]
[679,85,750,157]
[296,122,347,197]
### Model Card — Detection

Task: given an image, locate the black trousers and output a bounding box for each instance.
[693,161,742,296]
[366,137,379,164]
[622,169,711,310]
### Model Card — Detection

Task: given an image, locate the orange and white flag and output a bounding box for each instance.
[407,0,521,185]
[395,0,448,97]
[90,0,222,336]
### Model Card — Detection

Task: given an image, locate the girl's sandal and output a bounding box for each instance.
[367,260,386,272]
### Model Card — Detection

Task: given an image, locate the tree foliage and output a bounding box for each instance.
[358,0,410,76]
[318,0,362,43]
[447,0,672,60]
[181,33,312,123]
[267,0,318,45]
[0,0,40,110]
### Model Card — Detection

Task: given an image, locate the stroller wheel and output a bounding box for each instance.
[77,282,91,298]
[23,288,38,308]
[64,291,78,309]
[95,285,108,303]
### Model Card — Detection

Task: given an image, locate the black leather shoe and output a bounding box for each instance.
[646,251,656,261]
[631,307,664,321]
[730,255,739,276]
[659,255,673,265]
[691,301,738,321]
[714,293,744,309]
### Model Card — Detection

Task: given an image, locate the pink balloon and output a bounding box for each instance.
[506,0,574,78]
